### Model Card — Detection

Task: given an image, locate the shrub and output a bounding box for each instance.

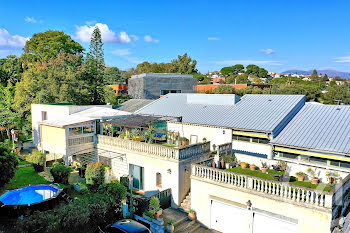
[149,197,160,215]
[28,150,45,172]
[50,162,72,184]
[0,143,18,188]
[86,161,105,192]
[98,181,127,210]
[296,171,306,177]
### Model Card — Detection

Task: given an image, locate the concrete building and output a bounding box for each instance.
[128,73,196,99]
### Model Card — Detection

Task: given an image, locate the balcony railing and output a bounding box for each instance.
[97,135,210,161]
[191,163,333,209]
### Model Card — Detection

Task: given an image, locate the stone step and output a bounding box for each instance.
[175,219,200,233]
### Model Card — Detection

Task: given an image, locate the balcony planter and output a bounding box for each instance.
[311,178,319,184]
[261,167,268,173]
[188,209,196,220]
[241,162,248,169]
[250,164,257,171]
[295,172,306,181]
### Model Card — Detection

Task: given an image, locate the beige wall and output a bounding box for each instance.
[191,177,332,233]
[167,122,232,151]
[41,125,67,155]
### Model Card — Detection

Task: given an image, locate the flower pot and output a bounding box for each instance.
[240,162,248,169]
[328,177,335,185]
[155,212,160,219]
[250,165,257,171]
[166,225,174,233]
[225,163,230,169]
[311,178,319,184]
[212,161,216,168]
[188,212,196,220]
[261,168,268,173]
[181,141,189,146]
[297,176,305,181]
[220,159,225,169]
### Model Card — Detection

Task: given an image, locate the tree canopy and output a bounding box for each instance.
[212,85,235,94]
[23,31,84,65]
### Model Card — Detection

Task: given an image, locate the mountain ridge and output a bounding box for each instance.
[282,69,350,79]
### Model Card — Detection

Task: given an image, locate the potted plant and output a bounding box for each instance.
[261,161,269,173]
[202,137,207,142]
[250,164,257,171]
[295,171,306,181]
[240,162,249,169]
[188,209,196,220]
[28,150,45,172]
[150,197,160,218]
[307,168,319,184]
[166,220,175,233]
[181,137,189,146]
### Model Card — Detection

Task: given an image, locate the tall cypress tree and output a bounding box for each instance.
[86,26,105,104]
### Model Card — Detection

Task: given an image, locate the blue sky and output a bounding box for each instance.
[0,0,350,73]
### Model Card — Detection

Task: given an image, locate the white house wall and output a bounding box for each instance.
[191,177,332,233]
[167,122,232,151]
[232,140,273,159]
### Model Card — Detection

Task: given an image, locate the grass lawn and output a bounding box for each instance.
[226,167,333,192]
[18,159,31,166]
[159,143,178,148]
[4,166,51,191]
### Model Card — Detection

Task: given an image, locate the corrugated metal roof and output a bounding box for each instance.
[116,99,155,113]
[271,104,350,155]
[136,93,305,135]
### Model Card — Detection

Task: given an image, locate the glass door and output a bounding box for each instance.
[130,164,143,190]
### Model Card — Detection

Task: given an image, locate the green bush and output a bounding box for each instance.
[28,150,45,172]
[85,161,105,192]
[98,181,127,210]
[50,162,72,184]
[0,143,18,188]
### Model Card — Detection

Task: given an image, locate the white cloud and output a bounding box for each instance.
[75,23,131,44]
[0,28,28,48]
[130,35,139,41]
[208,37,220,41]
[112,48,131,56]
[144,35,159,43]
[85,20,97,26]
[334,56,350,63]
[25,17,42,24]
[216,59,281,66]
[260,49,275,55]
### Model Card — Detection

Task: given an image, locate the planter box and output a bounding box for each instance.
[152,218,164,226]
[142,214,152,222]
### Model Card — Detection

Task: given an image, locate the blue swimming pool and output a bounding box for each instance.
[0,185,60,206]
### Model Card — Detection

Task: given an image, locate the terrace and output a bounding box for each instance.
[190,156,350,210]
[97,114,211,161]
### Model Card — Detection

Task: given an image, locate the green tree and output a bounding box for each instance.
[310,69,318,81]
[258,68,268,78]
[86,26,106,104]
[170,53,198,74]
[212,85,235,94]
[246,64,260,76]
[0,109,18,139]
[322,84,350,104]
[0,143,18,188]
[220,66,235,76]
[322,74,329,82]
[226,75,236,84]
[236,74,249,84]
[23,31,84,64]
[232,64,245,74]
[0,55,23,85]
[104,67,126,85]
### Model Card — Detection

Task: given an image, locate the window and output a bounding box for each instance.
[156,173,162,188]
[83,126,94,134]
[130,164,144,190]
[309,156,327,165]
[280,152,298,160]
[69,127,82,136]
[41,111,47,121]
[160,90,182,95]
[330,159,350,169]
[235,135,251,142]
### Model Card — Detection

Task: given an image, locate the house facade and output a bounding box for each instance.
[128,73,196,99]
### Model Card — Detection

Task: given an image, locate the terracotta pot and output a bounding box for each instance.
[188,212,196,220]
[212,161,216,168]
[240,162,248,169]
[328,177,335,185]
[221,159,225,169]
[311,178,319,184]
[261,167,268,173]
[250,165,257,171]
[181,141,189,146]
[297,176,305,181]
[155,212,160,218]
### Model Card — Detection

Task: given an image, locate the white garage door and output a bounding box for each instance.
[211,200,247,233]
[253,213,298,233]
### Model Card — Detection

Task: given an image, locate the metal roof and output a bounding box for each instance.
[116,99,155,113]
[136,93,305,136]
[103,114,173,127]
[271,104,350,155]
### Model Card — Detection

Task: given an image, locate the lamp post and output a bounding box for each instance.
[128,174,134,219]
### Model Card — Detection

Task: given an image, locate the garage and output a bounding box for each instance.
[210,200,298,233]
[253,213,298,233]
[210,200,247,233]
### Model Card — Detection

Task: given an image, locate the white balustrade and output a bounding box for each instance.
[97,135,210,161]
[191,164,333,209]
